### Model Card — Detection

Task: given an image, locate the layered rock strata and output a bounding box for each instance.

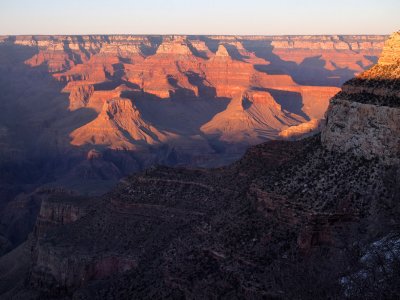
[322,31,400,164]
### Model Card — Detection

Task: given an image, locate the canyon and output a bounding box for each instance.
[0,34,384,171]
[0,34,387,262]
[0,31,399,299]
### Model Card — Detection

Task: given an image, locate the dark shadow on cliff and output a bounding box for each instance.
[336,77,400,107]
[298,56,354,86]
[199,36,220,53]
[364,55,379,65]
[140,36,163,56]
[186,40,209,59]
[243,41,357,87]
[185,71,218,98]
[224,44,249,62]
[63,40,83,66]
[120,86,230,136]
[92,62,140,91]
[251,86,309,121]
[267,88,309,121]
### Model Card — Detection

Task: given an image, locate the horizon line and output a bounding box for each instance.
[0,33,392,37]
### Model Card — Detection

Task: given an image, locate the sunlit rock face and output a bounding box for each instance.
[70,97,170,148]
[377,31,400,66]
[322,31,400,164]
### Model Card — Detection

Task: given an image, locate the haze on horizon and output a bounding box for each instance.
[0,0,398,36]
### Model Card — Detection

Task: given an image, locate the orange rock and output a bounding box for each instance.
[2,34,385,152]
[70,98,169,150]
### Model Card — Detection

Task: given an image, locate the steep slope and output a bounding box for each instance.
[201,90,306,142]
[70,97,170,149]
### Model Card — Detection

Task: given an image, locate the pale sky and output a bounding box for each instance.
[0,0,398,35]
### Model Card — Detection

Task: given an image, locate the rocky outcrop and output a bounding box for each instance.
[30,194,137,294]
[0,188,77,256]
[68,84,94,110]
[33,193,89,238]
[31,245,137,294]
[322,99,400,164]
[377,31,400,66]
[279,118,321,139]
[201,90,306,142]
[70,97,169,149]
[322,31,400,164]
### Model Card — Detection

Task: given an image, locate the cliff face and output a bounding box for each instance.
[322,31,400,164]
[30,195,138,294]
[33,194,89,238]
[322,99,399,164]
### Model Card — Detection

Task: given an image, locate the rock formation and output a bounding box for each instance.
[201,90,306,143]
[71,97,169,149]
